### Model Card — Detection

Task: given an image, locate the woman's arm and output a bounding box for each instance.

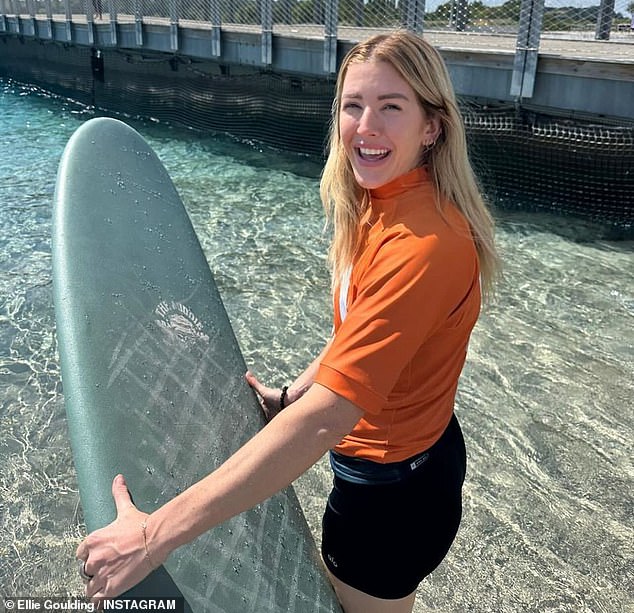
[79,382,361,598]
[286,336,334,404]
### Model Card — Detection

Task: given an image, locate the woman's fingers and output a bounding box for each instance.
[245,370,262,392]
[112,474,135,514]
[76,475,153,597]
[245,371,284,420]
[76,540,88,563]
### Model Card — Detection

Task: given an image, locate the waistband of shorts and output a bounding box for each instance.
[330,414,458,485]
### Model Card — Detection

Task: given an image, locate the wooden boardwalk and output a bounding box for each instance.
[2,14,633,120]
[15,15,634,62]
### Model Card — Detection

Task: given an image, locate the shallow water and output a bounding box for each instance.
[0,80,632,612]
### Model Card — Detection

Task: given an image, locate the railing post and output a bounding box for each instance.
[402,0,425,33]
[134,0,143,46]
[510,0,544,100]
[169,0,178,51]
[45,0,52,38]
[324,0,338,74]
[64,0,72,41]
[314,0,324,25]
[15,0,21,34]
[210,0,221,57]
[86,0,95,45]
[595,0,615,40]
[261,0,272,65]
[26,0,36,36]
[108,0,117,45]
[451,0,468,32]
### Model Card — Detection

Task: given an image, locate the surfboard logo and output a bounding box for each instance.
[154,301,210,346]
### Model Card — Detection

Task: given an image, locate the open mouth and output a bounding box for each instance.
[357,146,390,162]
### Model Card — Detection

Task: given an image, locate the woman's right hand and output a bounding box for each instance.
[245,371,286,421]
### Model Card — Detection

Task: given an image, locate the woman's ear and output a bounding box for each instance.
[422,113,442,146]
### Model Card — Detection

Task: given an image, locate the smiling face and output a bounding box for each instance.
[338,59,440,190]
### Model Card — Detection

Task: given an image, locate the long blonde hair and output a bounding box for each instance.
[320,31,500,299]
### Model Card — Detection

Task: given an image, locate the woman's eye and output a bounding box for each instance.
[383,103,401,111]
[342,102,362,111]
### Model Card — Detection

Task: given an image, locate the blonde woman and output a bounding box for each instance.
[77,31,499,613]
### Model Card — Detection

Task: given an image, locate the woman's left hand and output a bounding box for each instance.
[245,371,285,421]
[76,474,159,598]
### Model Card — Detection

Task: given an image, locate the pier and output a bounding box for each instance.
[1,0,632,121]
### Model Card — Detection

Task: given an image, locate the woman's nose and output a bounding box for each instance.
[357,107,381,136]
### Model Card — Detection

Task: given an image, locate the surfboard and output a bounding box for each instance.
[52,117,342,612]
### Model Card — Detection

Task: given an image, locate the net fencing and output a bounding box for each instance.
[2,0,633,41]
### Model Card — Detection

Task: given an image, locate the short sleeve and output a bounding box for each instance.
[316,227,475,414]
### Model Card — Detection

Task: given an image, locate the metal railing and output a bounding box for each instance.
[0,0,631,100]
[1,0,632,41]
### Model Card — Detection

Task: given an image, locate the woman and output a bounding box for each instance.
[77,31,499,613]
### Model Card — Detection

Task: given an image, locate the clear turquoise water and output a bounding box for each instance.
[0,79,632,612]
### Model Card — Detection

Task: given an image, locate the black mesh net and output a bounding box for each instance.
[464,104,634,230]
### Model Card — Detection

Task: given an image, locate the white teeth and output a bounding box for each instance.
[359,147,389,156]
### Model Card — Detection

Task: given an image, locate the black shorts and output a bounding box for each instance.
[321,414,467,600]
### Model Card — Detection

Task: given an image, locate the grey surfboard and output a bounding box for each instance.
[52,117,341,612]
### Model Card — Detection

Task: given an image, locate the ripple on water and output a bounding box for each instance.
[0,80,632,610]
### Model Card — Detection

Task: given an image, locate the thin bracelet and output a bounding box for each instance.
[141,520,157,570]
[279,385,289,410]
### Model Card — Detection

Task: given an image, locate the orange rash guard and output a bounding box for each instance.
[314,166,481,463]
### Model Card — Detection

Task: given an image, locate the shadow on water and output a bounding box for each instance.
[495,208,634,246]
